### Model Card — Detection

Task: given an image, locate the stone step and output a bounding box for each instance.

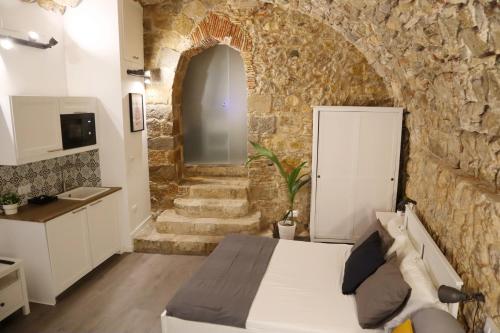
[133,222,222,255]
[133,221,274,255]
[155,209,260,236]
[174,198,249,218]
[184,183,248,199]
[183,164,248,177]
[182,176,249,186]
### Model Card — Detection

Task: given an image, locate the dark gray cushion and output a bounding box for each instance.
[351,219,394,254]
[342,232,386,295]
[412,308,465,333]
[355,256,411,329]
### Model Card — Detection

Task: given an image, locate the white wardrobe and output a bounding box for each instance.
[310,106,403,243]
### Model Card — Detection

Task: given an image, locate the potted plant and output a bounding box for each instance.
[246,141,311,240]
[0,192,21,215]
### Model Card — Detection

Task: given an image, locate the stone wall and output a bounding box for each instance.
[142,2,392,226]
[142,0,499,328]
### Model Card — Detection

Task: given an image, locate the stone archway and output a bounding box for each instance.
[172,13,256,170]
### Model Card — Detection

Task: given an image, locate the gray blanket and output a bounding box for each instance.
[166,234,279,328]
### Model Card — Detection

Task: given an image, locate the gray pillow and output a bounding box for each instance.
[351,219,394,254]
[412,308,465,333]
[355,255,411,329]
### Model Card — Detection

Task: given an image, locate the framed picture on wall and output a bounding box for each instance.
[129,93,144,132]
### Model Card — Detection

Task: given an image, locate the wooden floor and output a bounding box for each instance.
[0,253,205,333]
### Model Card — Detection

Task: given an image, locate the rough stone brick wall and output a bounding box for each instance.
[142,2,392,226]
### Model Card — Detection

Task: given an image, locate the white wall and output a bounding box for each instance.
[64,0,151,249]
[0,1,67,165]
[118,0,151,235]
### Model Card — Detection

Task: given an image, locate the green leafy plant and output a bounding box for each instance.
[0,192,21,205]
[246,141,311,226]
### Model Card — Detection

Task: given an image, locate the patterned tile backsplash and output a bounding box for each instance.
[0,150,101,205]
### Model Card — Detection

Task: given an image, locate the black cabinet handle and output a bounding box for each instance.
[0,302,5,307]
[390,178,394,181]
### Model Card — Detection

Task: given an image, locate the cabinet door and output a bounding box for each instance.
[86,195,120,267]
[59,97,97,115]
[122,0,144,64]
[46,208,92,294]
[11,96,62,162]
[315,112,358,241]
[352,112,401,240]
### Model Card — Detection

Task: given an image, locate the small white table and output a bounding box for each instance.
[0,257,30,321]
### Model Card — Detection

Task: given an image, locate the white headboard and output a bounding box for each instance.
[404,204,464,318]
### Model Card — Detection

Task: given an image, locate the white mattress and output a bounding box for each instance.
[246,240,382,333]
[162,239,383,333]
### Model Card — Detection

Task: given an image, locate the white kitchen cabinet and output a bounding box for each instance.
[0,96,99,166]
[310,106,403,243]
[11,96,62,161]
[59,96,97,115]
[86,196,120,267]
[46,207,92,295]
[122,0,144,65]
[0,190,121,305]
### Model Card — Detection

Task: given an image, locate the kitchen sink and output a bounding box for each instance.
[57,187,108,201]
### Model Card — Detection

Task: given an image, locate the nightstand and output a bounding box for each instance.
[0,257,30,321]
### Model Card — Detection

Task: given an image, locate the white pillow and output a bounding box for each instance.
[384,251,447,330]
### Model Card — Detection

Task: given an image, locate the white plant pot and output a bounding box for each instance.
[278,221,296,240]
[2,203,19,215]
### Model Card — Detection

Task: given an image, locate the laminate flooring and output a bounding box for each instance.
[0,253,205,333]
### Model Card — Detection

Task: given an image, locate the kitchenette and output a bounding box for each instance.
[0,0,151,325]
[0,95,123,306]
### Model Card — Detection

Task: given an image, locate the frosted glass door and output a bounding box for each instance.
[182,45,247,164]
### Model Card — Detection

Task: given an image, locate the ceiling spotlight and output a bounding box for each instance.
[28,31,40,41]
[0,38,14,50]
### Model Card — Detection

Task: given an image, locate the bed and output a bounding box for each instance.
[160,205,463,333]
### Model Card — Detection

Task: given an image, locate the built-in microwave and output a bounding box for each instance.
[60,113,96,150]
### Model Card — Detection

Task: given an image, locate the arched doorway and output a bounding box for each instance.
[181,45,248,165]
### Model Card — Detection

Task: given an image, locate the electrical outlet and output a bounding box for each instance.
[18,184,31,196]
[485,318,499,333]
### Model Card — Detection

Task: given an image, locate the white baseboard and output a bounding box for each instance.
[122,215,152,252]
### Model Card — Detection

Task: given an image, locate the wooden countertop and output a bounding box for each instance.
[0,187,121,223]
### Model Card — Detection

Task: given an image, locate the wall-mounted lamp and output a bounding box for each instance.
[127,69,152,85]
[28,31,40,42]
[0,32,58,50]
[0,38,14,50]
[438,286,485,333]
[438,285,485,304]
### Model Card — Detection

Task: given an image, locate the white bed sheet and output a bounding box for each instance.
[246,240,382,333]
[162,239,383,333]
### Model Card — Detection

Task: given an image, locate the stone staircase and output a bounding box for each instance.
[134,165,269,255]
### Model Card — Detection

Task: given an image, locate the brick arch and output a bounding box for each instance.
[170,13,256,177]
